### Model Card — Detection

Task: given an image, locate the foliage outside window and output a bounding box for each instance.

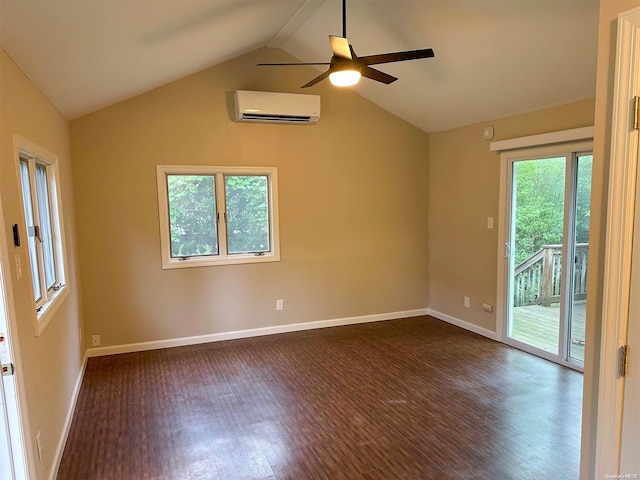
[167,175,219,257]
[157,165,279,269]
[513,154,593,265]
[15,136,68,335]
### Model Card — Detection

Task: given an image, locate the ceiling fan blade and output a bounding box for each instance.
[301,70,331,88]
[257,62,331,66]
[329,35,352,59]
[362,48,435,66]
[361,66,397,84]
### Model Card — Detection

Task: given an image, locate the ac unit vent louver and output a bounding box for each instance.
[234,91,320,125]
[240,114,312,123]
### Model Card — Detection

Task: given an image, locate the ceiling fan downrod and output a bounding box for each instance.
[342,0,347,38]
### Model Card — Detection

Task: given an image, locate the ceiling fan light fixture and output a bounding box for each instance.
[257,0,434,88]
[329,69,361,87]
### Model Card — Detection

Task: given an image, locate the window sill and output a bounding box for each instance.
[34,286,69,336]
[161,253,280,270]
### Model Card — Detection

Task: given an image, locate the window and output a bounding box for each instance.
[156,165,280,268]
[15,136,68,335]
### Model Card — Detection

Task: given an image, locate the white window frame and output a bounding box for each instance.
[156,165,280,269]
[13,135,68,336]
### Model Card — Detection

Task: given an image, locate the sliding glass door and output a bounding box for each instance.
[502,143,592,368]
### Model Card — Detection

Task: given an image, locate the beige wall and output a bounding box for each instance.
[427,99,595,332]
[0,49,84,479]
[70,47,430,348]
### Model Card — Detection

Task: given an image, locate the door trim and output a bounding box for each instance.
[595,6,640,477]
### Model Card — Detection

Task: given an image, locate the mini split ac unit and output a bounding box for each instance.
[234,90,321,125]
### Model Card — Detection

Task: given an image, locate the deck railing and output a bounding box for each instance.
[513,243,588,307]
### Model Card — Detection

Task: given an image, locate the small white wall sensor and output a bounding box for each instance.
[482,126,494,140]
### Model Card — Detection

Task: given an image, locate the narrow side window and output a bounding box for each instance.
[15,135,68,335]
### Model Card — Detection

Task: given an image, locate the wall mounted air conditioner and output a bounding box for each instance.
[234,90,321,125]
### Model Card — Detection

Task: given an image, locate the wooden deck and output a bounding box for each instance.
[511,301,586,362]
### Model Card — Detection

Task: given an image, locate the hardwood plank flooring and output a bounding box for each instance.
[57,316,582,480]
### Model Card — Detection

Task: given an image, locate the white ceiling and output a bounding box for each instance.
[0,0,599,133]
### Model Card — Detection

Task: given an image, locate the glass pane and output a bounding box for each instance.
[167,175,218,257]
[569,154,592,362]
[224,175,270,254]
[19,159,41,301]
[509,157,566,355]
[36,164,56,290]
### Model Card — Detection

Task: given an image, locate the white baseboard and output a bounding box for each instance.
[87,308,430,358]
[49,351,88,480]
[426,308,498,340]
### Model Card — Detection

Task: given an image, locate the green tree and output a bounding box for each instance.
[167,175,217,257]
[574,155,592,245]
[225,175,270,254]
[513,155,592,265]
[167,174,270,257]
[514,157,565,264]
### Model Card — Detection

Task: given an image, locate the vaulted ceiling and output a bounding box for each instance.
[0,0,599,133]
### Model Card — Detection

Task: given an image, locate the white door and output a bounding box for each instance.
[0,375,14,480]
[0,261,17,480]
[594,6,640,477]
[0,201,28,479]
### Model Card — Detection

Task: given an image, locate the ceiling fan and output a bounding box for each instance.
[257,0,435,88]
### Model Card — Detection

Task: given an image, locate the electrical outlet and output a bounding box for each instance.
[276,299,284,311]
[483,303,494,313]
[92,335,101,347]
[464,296,470,308]
[36,431,43,461]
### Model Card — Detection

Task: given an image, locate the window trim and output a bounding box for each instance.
[156,165,280,269]
[13,135,69,336]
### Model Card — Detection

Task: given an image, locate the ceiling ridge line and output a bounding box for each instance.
[267,0,325,49]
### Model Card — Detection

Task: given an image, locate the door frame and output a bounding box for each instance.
[595,5,640,477]
[495,140,593,371]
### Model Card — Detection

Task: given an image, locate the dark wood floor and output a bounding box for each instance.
[57,316,583,480]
